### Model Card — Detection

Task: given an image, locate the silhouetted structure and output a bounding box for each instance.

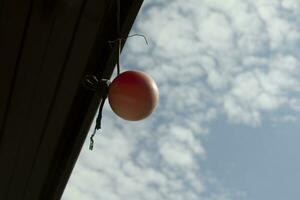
[0,0,143,199]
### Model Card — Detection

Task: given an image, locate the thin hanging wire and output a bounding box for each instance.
[127,34,148,45]
[109,34,148,76]
[89,0,121,150]
[116,0,120,34]
[117,39,121,75]
[108,34,148,46]
[116,0,121,76]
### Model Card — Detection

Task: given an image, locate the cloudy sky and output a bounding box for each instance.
[63,0,300,199]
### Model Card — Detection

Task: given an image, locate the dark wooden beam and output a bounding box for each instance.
[0,0,143,199]
[0,0,33,145]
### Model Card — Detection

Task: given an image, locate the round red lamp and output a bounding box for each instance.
[108,70,159,121]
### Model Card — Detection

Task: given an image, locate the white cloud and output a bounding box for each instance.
[281,0,300,10]
[197,12,233,51]
[63,0,300,199]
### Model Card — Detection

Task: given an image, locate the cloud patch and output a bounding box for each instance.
[63,0,300,199]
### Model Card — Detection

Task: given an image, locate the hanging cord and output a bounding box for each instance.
[89,80,110,150]
[82,75,99,91]
[89,0,121,150]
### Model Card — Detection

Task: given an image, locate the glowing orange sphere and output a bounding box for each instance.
[108,70,159,121]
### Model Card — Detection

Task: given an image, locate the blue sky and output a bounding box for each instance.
[63,0,300,199]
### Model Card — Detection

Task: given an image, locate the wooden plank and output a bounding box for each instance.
[0,0,32,140]
[0,0,57,198]
[23,0,113,199]
[4,0,86,199]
